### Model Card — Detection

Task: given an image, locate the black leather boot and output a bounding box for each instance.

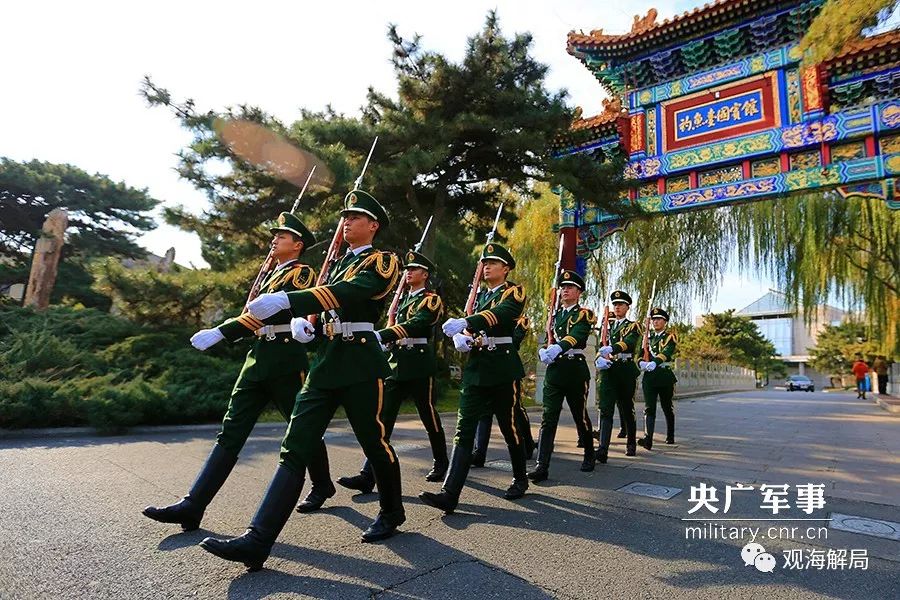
[527,424,555,483]
[470,414,492,467]
[143,444,238,531]
[425,430,449,482]
[419,445,470,514]
[516,409,535,461]
[638,413,655,451]
[596,417,612,464]
[296,443,336,513]
[666,414,675,444]
[336,461,376,494]
[362,455,405,542]
[199,464,303,571]
[505,437,529,500]
[581,440,595,472]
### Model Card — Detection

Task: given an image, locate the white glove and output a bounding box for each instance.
[442,317,468,337]
[246,291,290,320]
[599,345,613,358]
[380,343,390,352]
[190,328,225,351]
[595,356,612,370]
[453,333,473,353]
[538,348,548,363]
[290,317,316,343]
[543,344,563,363]
[643,360,657,372]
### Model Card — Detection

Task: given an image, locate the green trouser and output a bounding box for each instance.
[280,378,403,518]
[216,366,304,455]
[541,377,593,444]
[455,381,527,480]
[598,364,638,449]
[473,380,533,459]
[217,365,330,487]
[359,377,448,473]
[642,376,675,441]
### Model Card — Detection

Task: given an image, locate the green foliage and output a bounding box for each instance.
[0,158,159,306]
[0,305,246,431]
[91,258,249,328]
[807,321,882,375]
[140,11,626,278]
[680,310,786,380]
[800,0,898,66]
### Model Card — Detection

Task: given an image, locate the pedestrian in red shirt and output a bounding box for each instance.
[851,354,869,400]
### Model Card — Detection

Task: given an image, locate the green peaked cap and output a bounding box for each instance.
[270,212,316,250]
[341,189,390,229]
[480,242,516,269]
[404,250,436,272]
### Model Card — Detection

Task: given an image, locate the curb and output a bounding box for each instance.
[874,395,900,414]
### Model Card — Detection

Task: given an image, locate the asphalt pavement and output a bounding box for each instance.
[0,389,897,599]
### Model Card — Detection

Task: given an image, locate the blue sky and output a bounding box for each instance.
[1,0,771,317]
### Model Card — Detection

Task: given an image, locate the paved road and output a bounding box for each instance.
[0,390,897,599]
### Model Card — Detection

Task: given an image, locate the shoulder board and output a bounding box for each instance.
[500,283,526,303]
[579,308,597,325]
[290,264,315,289]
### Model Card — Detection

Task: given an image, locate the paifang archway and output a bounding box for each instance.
[554,0,900,274]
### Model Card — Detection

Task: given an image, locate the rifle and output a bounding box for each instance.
[600,299,610,347]
[543,235,565,346]
[387,215,433,327]
[244,165,317,310]
[464,203,504,316]
[308,138,378,323]
[642,279,658,362]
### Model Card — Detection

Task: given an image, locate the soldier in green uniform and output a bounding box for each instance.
[336,249,449,493]
[199,191,405,571]
[470,316,535,467]
[529,270,596,482]
[594,290,641,461]
[142,212,335,531]
[419,243,530,514]
[637,308,678,449]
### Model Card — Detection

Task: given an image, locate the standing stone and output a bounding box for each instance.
[23,208,68,310]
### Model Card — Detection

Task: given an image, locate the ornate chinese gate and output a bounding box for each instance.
[556,0,900,272]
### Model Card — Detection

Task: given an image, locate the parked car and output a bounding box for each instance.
[785,375,815,392]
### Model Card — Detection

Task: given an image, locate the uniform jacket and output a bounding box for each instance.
[602,316,641,380]
[286,247,400,389]
[546,304,596,386]
[217,259,315,379]
[643,328,678,386]
[378,288,444,381]
[461,280,527,386]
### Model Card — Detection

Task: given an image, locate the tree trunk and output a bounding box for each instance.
[23,208,68,310]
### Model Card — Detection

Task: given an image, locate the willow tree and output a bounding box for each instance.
[800,0,898,65]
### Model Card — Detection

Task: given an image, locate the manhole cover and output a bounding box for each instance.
[829,513,900,541]
[484,459,513,472]
[391,443,430,452]
[617,482,682,500]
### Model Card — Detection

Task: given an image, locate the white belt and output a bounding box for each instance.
[613,353,633,361]
[324,321,374,340]
[563,349,585,357]
[476,336,513,351]
[397,337,428,346]
[255,324,292,340]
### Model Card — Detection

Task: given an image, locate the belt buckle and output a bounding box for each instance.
[325,322,335,340]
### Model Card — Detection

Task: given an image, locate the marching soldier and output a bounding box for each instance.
[337,249,449,492]
[421,243,529,514]
[637,308,678,448]
[470,316,535,467]
[530,270,596,482]
[142,212,334,531]
[594,290,641,461]
[199,190,405,571]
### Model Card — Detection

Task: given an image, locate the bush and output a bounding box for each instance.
[0,305,246,430]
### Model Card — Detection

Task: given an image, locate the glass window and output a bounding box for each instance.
[754,317,792,357]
